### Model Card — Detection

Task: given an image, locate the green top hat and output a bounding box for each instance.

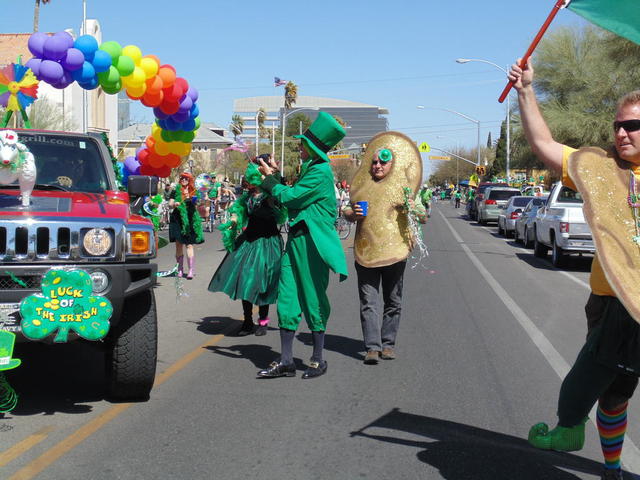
[0,331,21,371]
[293,111,346,162]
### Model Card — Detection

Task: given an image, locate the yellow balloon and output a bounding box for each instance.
[151,122,161,137]
[124,66,146,88]
[122,45,143,65]
[139,57,159,79]
[180,143,192,156]
[168,141,183,155]
[125,84,146,98]
[154,140,170,156]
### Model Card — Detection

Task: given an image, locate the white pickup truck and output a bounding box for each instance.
[533,181,595,267]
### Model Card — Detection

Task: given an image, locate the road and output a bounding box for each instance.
[0,201,636,479]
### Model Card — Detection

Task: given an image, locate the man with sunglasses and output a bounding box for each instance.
[510,58,640,480]
[344,137,425,365]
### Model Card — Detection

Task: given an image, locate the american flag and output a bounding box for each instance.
[274,77,287,87]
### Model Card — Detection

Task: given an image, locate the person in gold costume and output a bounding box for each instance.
[343,131,425,365]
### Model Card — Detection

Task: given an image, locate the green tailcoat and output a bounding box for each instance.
[262,158,348,280]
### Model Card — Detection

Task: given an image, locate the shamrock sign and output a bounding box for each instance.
[20,270,112,343]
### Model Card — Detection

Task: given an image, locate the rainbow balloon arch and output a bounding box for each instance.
[25,31,200,178]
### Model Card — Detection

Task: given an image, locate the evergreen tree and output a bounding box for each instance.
[486,132,492,148]
[488,120,507,178]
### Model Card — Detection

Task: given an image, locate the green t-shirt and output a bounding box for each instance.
[208,182,222,199]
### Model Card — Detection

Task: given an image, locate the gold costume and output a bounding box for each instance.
[568,147,640,323]
[350,131,422,268]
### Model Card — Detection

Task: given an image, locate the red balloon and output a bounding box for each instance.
[162,82,184,103]
[141,91,163,107]
[148,152,164,168]
[140,164,155,175]
[159,99,180,115]
[165,153,181,168]
[137,149,150,165]
[174,77,189,93]
[155,165,172,178]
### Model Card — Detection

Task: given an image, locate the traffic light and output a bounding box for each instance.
[475,166,486,176]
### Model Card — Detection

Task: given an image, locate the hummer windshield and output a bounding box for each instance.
[15,133,110,193]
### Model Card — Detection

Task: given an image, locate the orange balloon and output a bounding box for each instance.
[157,65,176,88]
[145,136,155,150]
[145,75,164,95]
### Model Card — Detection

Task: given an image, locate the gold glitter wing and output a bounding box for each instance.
[350,131,422,268]
[568,147,640,324]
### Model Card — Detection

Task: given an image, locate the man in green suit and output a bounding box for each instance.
[257,112,348,379]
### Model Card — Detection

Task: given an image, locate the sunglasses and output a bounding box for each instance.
[613,119,640,133]
[371,160,389,166]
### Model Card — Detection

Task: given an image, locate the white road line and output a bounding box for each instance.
[438,210,640,475]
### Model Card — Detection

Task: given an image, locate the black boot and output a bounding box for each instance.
[237,301,254,336]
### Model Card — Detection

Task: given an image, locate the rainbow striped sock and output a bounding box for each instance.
[597,402,628,471]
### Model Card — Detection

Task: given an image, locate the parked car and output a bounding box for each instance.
[477,187,521,225]
[514,196,548,247]
[468,182,508,221]
[533,181,595,267]
[497,196,534,237]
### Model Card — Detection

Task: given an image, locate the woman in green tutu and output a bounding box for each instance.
[208,160,285,336]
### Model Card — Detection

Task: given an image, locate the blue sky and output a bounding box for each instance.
[2,0,588,169]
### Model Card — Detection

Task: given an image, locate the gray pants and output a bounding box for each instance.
[355,260,406,352]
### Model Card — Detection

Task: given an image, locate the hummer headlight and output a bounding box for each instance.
[83,228,112,256]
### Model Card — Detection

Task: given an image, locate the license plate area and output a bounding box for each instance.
[0,303,21,332]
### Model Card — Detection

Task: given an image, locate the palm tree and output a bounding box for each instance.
[284,81,298,110]
[257,107,268,138]
[229,114,244,137]
[34,0,51,33]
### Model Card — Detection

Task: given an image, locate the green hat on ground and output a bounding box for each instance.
[293,111,346,162]
[0,331,21,371]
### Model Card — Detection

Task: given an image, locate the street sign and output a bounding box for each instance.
[429,155,451,161]
[418,142,430,153]
[328,154,351,160]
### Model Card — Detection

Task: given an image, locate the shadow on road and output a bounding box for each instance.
[351,408,605,480]
[297,331,364,361]
[205,343,307,371]
[7,342,104,416]
[194,316,236,336]
[516,253,592,273]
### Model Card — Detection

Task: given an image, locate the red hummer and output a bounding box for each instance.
[0,129,158,401]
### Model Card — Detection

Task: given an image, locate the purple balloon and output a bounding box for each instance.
[53,31,75,49]
[28,32,48,57]
[38,60,64,84]
[171,111,190,123]
[61,48,85,72]
[178,95,193,113]
[43,35,68,61]
[25,58,42,76]
[124,156,141,174]
[52,70,74,89]
[153,107,169,120]
[187,87,199,102]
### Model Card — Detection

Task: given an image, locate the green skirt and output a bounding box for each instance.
[208,234,283,305]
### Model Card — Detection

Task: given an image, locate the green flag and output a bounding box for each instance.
[567,0,640,45]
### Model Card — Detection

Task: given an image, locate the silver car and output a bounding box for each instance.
[497,196,534,237]
[477,187,521,225]
[514,196,548,247]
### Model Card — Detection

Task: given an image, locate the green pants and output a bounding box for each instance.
[277,232,330,332]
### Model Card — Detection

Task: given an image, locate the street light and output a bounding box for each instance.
[280,107,319,175]
[456,57,511,183]
[416,105,481,166]
[436,135,460,187]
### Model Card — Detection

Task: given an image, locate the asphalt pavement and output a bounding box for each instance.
[1,201,637,479]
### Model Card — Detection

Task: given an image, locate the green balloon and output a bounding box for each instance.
[98,66,120,86]
[102,81,122,95]
[183,131,195,143]
[115,55,135,77]
[99,41,122,62]
[161,130,172,142]
[194,117,201,131]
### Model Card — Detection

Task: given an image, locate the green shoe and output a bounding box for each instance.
[528,418,586,452]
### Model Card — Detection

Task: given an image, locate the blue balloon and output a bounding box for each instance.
[157,119,168,130]
[171,110,190,123]
[74,35,98,62]
[153,107,169,120]
[181,119,196,131]
[91,49,112,73]
[165,117,181,131]
[190,104,199,118]
[78,76,99,90]
[71,61,96,83]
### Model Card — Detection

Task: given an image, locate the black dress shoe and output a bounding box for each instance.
[236,327,254,337]
[257,361,296,378]
[302,360,327,379]
[254,325,268,336]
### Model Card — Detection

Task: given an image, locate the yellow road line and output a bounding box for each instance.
[0,426,54,467]
[8,326,234,480]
